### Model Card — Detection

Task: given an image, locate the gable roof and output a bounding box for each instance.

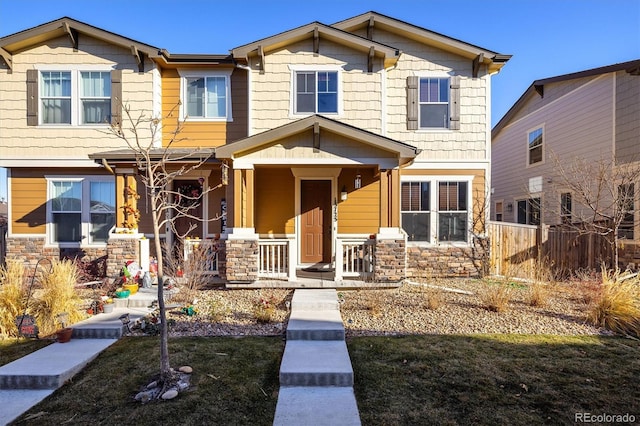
[492,59,640,138]
[332,11,511,74]
[231,21,400,69]
[215,114,419,165]
[0,17,162,71]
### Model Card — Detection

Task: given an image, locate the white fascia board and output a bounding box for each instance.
[0,159,100,168]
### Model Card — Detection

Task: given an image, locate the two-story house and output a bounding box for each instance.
[0,12,510,284]
[491,60,640,268]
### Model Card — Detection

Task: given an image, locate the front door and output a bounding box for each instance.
[300,180,331,264]
[173,179,203,239]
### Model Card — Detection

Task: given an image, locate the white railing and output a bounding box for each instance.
[336,238,374,281]
[258,239,292,280]
[183,238,219,275]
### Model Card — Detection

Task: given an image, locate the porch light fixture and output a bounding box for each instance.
[221,162,229,186]
[354,174,362,189]
[341,185,348,201]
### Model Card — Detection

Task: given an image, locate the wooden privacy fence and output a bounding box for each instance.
[487,221,612,279]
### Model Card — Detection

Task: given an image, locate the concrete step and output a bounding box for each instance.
[291,289,339,311]
[286,309,345,341]
[0,339,117,389]
[274,386,361,426]
[279,340,353,387]
[71,307,152,339]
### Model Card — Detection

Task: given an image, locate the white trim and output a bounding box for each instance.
[234,158,399,168]
[152,66,163,148]
[177,69,233,122]
[405,160,490,169]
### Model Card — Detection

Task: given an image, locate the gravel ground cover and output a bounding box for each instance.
[154,278,607,338]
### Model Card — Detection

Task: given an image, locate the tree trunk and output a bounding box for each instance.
[151,196,171,381]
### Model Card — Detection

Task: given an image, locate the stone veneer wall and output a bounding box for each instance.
[6,235,139,279]
[224,239,258,282]
[106,237,139,277]
[406,245,482,279]
[373,239,405,283]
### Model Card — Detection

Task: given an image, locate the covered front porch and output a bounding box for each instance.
[213,115,418,287]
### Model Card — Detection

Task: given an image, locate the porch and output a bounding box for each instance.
[184,236,403,289]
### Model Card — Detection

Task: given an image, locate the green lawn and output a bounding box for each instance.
[9,334,640,425]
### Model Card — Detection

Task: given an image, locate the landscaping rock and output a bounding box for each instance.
[161,388,179,400]
[178,365,193,374]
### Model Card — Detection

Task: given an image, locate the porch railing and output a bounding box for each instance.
[183,238,219,275]
[335,237,374,281]
[258,239,293,280]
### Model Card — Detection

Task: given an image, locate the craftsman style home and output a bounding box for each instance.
[0,12,510,285]
[491,60,640,268]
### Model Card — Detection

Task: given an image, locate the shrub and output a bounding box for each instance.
[253,293,278,323]
[424,288,445,311]
[479,279,513,312]
[527,281,551,307]
[31,259,85,335]
[587,269,640,337]
[0,260,27,337]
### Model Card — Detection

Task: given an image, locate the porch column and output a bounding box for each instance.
[376,168,405,283]
[226,166,258,283]
[379,168,400,228]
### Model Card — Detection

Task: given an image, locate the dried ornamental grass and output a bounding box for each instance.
[587,269,640,337]
[0,260,27,337]
[32,259,85,335]
[479,279,513,313]
[526,281,551,307]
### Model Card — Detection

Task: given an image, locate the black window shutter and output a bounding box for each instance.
[111,69,122,126]
[406,75,419,130]
[449,75,460,130]
[26,69,38,126]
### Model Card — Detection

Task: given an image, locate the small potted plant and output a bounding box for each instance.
[55,312,73,343]
[103,297,115,313]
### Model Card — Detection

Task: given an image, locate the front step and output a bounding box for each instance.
[71,307,152,339]
[291,289,340,311]
[0,339,117,389]
[274,386,361,426]
[286,309,345,341]
[279,340,353,387]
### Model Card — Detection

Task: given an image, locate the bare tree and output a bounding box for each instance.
[107,102,222,391]
[547,152,640,268]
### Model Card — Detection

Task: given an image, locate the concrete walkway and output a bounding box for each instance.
[0,288,361,426]
[274,289,361,426]
[0,289,155,425]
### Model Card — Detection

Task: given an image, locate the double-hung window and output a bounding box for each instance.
[528,127,543,165]
[619,183,635,240]
[406,75,460,130]
[560,192,572,224]
[180,70,232,121]
[292,68,339,114]
[33,69,115,126]
[48,177,115,245]
[401,177,471,244]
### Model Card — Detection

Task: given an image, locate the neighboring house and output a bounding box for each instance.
[0,12,510,284]
[491,60,640,267]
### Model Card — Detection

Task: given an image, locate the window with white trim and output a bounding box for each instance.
[294,71,338,114]
[619,183,635,240]
[48,177,115,245]
[179,71,232,121]
[528,127,543,165]
[401,178,471,243]
[495,201,503,221]
[36,70,113,125]
[560,192,572,224]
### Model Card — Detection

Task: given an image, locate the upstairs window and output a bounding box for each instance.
[295,71,338,114]
[619,183,635,240]
[27,69,120,127]
[406,75,460,130]
[528,127,543,165]
[179,70,232,121]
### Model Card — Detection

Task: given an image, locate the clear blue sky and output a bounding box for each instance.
[0,0,639,201]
